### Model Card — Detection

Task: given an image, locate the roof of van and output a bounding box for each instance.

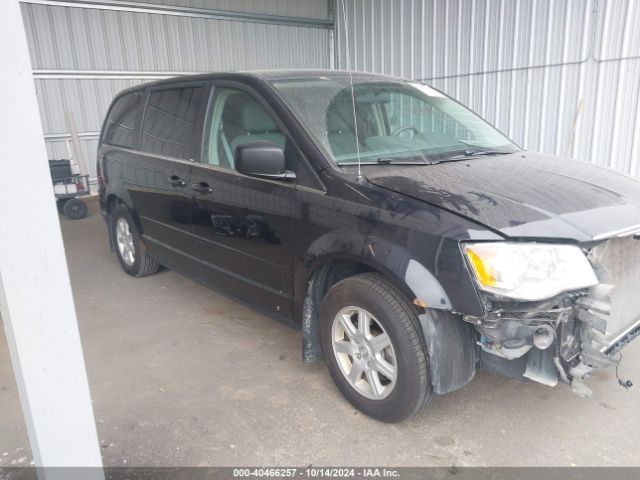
[241,69,404,81]
[108,70,413,107]
[119,69,406,91]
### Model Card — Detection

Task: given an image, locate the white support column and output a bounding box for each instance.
[0,1,104,477]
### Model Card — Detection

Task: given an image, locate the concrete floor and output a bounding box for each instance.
[1,198,640,467]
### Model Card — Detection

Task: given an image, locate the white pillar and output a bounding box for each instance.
[0,1,104,477]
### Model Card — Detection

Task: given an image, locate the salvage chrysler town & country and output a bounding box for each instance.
[97,70,640,422]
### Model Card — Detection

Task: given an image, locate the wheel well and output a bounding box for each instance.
[105,194,123,251]
[106,194,120,214]
[107,194,142,232]
[301,259,390,362]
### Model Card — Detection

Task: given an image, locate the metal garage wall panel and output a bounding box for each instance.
[596,0,640,60]
[20,0,331,172]
[22,3,330,71]
[337,0,640,177]
[35,78,147,133]
[132,0,329,20]
[337,0,590,78]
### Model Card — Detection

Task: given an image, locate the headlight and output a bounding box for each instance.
[463,242,598,301]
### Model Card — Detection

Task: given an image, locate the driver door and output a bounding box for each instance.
[190,84,295,318]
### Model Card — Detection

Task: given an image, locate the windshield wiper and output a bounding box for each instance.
[337,156,438,166]
[442,149,511,161]
[375,156,438,165]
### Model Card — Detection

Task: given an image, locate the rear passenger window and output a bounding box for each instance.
[103,92,143,149]
[141,86,204,160]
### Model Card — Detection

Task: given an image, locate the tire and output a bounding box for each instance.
[62,198,87,219]
[111,204,160,277]
[56,198,69,213]
[319,273,433,422]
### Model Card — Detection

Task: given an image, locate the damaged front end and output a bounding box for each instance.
[464,235,640,397]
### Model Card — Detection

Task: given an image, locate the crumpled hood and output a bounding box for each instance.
[364,152,640,242]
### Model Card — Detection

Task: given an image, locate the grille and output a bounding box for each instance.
[589,235,640,343]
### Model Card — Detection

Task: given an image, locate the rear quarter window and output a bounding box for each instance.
[103,91,144,149]
[140,86,204,160]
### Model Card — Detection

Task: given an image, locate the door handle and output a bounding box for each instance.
[191,182,213,194]
[168,175,186,187]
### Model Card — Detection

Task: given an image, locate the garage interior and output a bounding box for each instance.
[2,0,640,470]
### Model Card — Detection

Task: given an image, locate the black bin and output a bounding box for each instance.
[49,159,72,183]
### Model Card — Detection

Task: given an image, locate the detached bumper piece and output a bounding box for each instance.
[563,287,617,397]
[466,293,579,392]
[467,287,639,398]
[468,235,640,397]
[420,311,477,395]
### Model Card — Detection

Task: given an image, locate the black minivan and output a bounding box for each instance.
[98,70,640,422]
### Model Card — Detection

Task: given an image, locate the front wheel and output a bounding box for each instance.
[319,273,433,422]
[112,205,159,277]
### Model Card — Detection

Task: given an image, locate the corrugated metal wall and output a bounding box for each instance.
[21,0,332,177]
[24,0,640,179]
[336,0,640,177]
[130,0,329,19]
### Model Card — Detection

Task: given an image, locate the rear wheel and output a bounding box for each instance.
[62,198,87,219]
[112,205,159,277]
[319,273,433,422]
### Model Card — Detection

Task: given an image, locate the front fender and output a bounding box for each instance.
[302,231,451,311]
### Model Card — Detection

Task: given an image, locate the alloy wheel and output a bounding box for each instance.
[331,306,397,400]
[115,217,135,266]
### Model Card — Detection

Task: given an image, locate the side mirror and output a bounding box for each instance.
[234,141,296,180]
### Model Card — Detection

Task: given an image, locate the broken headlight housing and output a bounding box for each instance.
[463,242,598,301]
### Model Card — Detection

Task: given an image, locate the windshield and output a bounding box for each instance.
[271,77,518,165]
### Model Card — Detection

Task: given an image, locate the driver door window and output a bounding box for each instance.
[205,89,286,169]
[203,87,321,190]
